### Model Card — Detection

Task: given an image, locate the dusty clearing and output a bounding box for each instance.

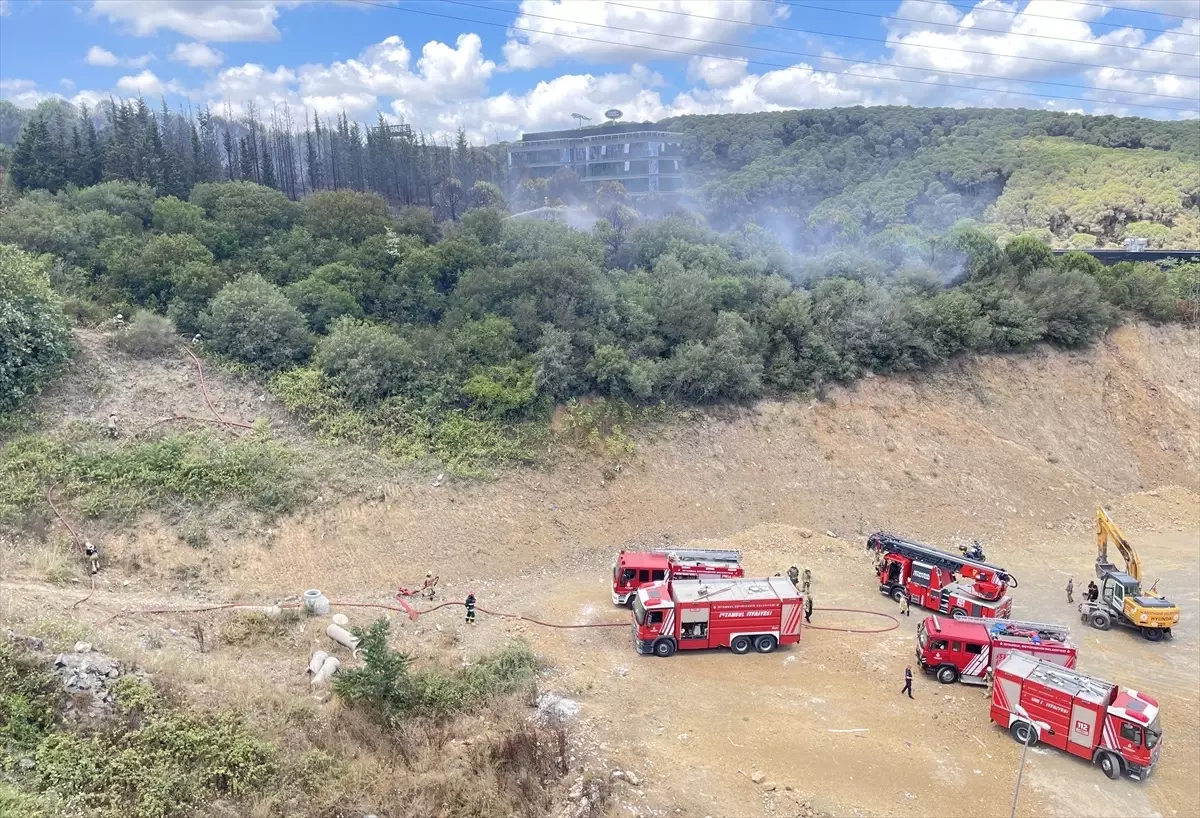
[3,323,1198,818]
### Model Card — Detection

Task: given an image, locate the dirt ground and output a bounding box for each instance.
[2,322,1198,818]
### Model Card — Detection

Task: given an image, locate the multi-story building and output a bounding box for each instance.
[508,122,684,197]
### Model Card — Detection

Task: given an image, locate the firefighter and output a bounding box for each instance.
[901,665,914,699]
[421,572,436,601]
[804,594,813,625]
[1066,577,1074,604]
[84,541,100,575]
[899,594,910,617]
[787,565,799,587]
[801,567,812,594]
[106,412,119,439]
[1086,580,1099,603]
[985,666,995,698]
[465,592,476,625]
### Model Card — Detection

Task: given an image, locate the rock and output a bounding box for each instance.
[611,770,626,781]
[613,667,629,678]
[677,733,689,742]
[799,528,813,538]
[432,473,445,487]
[750,771,766,784]
[73,641,92,653]
[332,614,350,626]
[625,771,640,786]
[5,630,44,651]
[763,782,777,791]
[825,530,837,539]
[17,757,35,771]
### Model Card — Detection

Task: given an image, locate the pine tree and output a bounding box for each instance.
[305,112,321,194]
[260,134,277,189]
[10,115,66,192]
[80,105,103,186]
[223,126,238,180]
[238,135,255,182]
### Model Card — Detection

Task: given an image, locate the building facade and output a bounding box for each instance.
[508,122,683,197]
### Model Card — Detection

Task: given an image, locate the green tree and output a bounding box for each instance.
[0,244,74,413]
[286,277,364,332]
[313,318,415,404]
[201,275,312,369]
[9,115,66,193]
[301,189,391,244]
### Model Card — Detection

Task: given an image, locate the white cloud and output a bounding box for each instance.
[91,0,290,42]
[297,33,496,117]
[0,79,52,108]
[86,44,153,68]
[502,0,787,70]
[60,78,77,91]
[115,69,181,96]
[0,0,10,16]
[86,45,120,66]
[171,42,225,68]
[205,63,300,116]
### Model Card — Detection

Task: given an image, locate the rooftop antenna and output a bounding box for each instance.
[571,112,591,128]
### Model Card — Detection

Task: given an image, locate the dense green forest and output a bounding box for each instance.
[663,107,1200,249]
[2,174,1196,473]
[2,100,1197,249]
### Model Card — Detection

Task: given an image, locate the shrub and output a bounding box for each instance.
[313,318,415,404]
[201,275,312,370]
[0,244,74,415]
[335,619,537,723]
[301,189,392,244]
[1024,267,1113,347]
[110,311,177,358]
[286,277,364,332]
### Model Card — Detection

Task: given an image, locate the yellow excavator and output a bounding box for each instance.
[1079,507,1180,642]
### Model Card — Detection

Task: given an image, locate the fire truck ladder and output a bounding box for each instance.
[954,616,1070,642]
[1027,660,1114,699]
[869,533,1016,586]
[653,547,741,565]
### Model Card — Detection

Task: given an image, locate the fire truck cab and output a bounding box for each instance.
[632,576,802,657]
[612,547,742,607]
[917,615,1076,685]
[991,653,1162,781]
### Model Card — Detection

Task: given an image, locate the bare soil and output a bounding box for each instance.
[3,322,1198,818]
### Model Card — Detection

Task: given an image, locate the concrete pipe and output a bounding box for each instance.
[308,650,328,675]
[303,589,330,616]
[331,613,349,627]
[311,655,340,686]
[326,623,359,655]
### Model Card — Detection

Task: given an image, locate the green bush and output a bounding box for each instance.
[110,311,177,358]
[201,275,313,370]
[0,244,75,415]
[335,619,537,723]
[0,429,311,521]
[286,276,364,332]
[301,189,392,244]
[313,318,415,404]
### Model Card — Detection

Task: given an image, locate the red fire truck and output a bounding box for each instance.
[632,576,803,657]
[867,532,1017,619]
[611,547,743,607]
[917,615,1076,685]
[991,653,1162,781]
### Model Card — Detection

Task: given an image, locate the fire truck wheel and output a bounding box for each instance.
[1098,752,1122,780]
[891,588,906,603]
[1090,612,1112,631]
[625,596,635,610]
[1141,627,1164,642]
[1010,721,1037,747]
[754,635,777,654]
[730,636,752,655]
[936,665,958,684]
[950,608,967,620]
[653,639,676,658]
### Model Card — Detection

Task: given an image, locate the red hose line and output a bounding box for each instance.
[98,599,896,634]
[182,346,241,433]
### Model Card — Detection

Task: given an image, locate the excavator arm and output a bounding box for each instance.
[1096,507,1141,583]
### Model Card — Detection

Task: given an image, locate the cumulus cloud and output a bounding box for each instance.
[91,0,289,42]
[502,0,787,70]
[0,79,51,107]
[171,42,225,68]
[86,45,153,68]
[115,69,181,96]
[204,63,300,116]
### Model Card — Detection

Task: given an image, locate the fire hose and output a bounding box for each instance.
[98,598,898,634]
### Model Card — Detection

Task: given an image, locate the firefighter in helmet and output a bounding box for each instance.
[801,567,812,594]
[465,592,477,625]
[787,565,800,588]
[421,572,436,601]
[84,540,100,575]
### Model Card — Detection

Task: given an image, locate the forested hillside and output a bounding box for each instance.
[663,107,1200,250]
[2,176,1196,475]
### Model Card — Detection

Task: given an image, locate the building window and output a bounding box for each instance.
[624,161,630,172]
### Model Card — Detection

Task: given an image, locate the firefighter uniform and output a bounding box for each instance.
[985,667,995,698]
[787,566,799,588]
[901,666,913,699]
[84,541,100,575]
[421,572,436,600]
[1066,577,1074,604]
[465,593,476,625]
[804,595,813,624]
[801,567,812,594]
[899,595,910,617]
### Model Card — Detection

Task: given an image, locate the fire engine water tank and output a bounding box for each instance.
[303,589,330,616]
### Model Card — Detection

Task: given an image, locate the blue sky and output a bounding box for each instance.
[1,0,1197,141]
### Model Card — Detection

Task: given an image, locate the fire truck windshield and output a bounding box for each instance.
[633,595,647,626]
[1146,716,1162,749]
